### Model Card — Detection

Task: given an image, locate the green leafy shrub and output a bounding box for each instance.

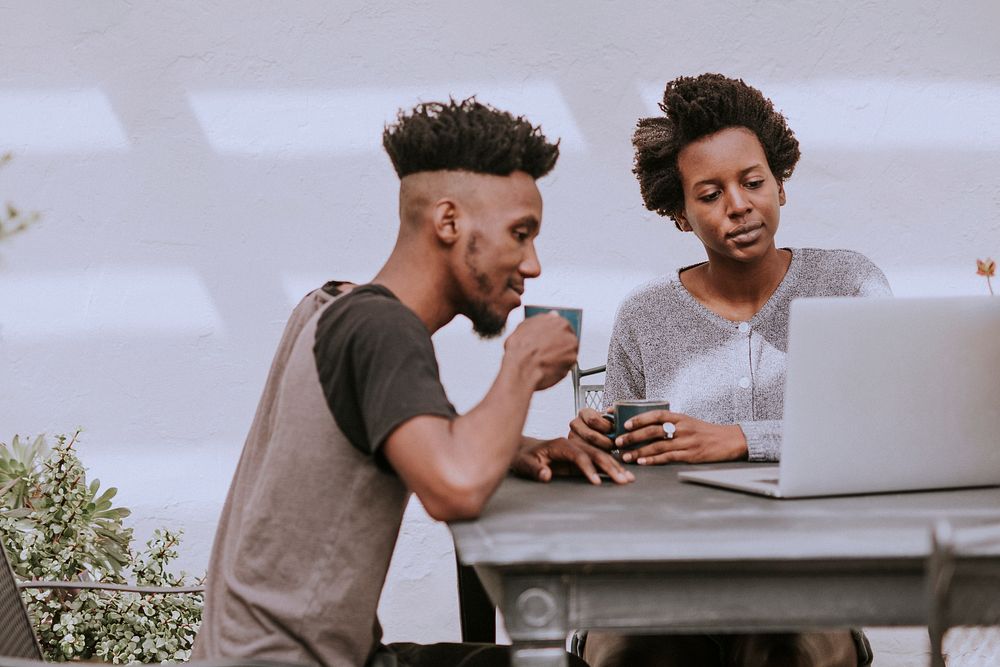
[0,432,203,663]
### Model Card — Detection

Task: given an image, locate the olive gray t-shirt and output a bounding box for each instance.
[194,283,456,667]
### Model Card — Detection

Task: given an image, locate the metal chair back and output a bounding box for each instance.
[572,364,606,413]
[928,521,1000,667]
[567,363,605,659]
[0,541,43,660]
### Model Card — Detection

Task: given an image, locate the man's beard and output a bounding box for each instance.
[464,234,508,339]
[468,297,507,339]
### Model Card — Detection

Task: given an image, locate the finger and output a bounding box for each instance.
[619,439,680,463]
[617,424,675,447]
[548,460,584,477]
[570,422,615,451]
[581,409,614,433]
[568,448,603,485]
[539,441,602,484]
[633,449,695,465]
[623,409,682,430]
[544,312,576,338]
[512,453,551,483]
[588,448,635,484]
[587,431,616,450]
[568,415,593,438]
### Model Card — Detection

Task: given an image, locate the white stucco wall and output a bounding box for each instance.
[2,1,998,660]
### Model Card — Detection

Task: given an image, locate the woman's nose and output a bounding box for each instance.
[726,187,752,215]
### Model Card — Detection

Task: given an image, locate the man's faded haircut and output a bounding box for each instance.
[383,97,559,180]
[633,73,801,229]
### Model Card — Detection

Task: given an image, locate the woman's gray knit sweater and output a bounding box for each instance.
[603,248,892,461]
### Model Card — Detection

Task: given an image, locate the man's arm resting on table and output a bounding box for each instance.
[383,311,623,519]
[386,420,635,521]
[383,354,540,522]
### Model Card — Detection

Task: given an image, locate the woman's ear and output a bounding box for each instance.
[675,211,692,232]
[778,182,787,207]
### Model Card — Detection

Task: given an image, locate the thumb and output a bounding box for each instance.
[533,457,553,482]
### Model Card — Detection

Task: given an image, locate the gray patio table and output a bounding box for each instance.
[449,463,1000,667]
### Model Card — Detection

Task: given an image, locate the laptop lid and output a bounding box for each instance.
[777,295,1000,497]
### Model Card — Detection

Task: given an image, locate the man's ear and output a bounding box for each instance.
[778,181,787,207]
[431,199,460,245]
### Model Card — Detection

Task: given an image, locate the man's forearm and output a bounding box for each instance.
[446,358,539,489]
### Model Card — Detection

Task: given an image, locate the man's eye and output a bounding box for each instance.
[513,231,529,241]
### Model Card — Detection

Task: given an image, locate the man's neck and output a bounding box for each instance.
[371,251,456,334]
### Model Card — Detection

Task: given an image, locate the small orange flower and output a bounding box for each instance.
[977,258,996,278]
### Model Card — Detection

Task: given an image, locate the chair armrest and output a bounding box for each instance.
[17,580,203,594]
[187,661,309,667]
[0,657,305,667]
[0,658,48,667]
[578,364,606,378]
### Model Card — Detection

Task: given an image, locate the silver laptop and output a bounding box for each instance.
[679,296,1000,498]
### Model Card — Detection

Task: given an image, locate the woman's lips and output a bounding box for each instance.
[728,223,763,245]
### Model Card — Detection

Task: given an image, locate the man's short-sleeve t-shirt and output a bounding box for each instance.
[314,283,457,457]
[194,283,458,667]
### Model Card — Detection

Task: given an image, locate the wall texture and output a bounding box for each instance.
[2,0,998,657]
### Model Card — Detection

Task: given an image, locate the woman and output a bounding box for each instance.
[570,74,888,666]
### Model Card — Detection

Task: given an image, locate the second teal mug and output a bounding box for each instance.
[603,399,671,455]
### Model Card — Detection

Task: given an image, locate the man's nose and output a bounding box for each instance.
[520,242,542,278]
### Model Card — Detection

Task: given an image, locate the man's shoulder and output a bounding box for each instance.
[323,284,419,329]
[314,284,431,358]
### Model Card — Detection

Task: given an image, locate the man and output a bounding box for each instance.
[192,98,633,667]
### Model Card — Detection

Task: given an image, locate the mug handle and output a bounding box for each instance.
[602,412,619,457]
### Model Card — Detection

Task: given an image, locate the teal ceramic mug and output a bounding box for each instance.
[603,399,671,456]
[523,305,582,339]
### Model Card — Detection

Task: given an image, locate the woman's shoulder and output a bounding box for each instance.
[617,274,684,311]
[792,247,887,278]
[790,248,890,295]
[795,247,880,268]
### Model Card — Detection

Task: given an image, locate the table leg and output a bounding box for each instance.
[501,577,570,667]
[510,644,568,667]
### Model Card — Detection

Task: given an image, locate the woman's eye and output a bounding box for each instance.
[513,231,528,242]
[699,191,721,203]
[746,179,764,189]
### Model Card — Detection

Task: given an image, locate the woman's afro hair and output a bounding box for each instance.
[632,73,800,228]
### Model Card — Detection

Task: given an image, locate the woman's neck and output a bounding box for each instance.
[680,247,792,322]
